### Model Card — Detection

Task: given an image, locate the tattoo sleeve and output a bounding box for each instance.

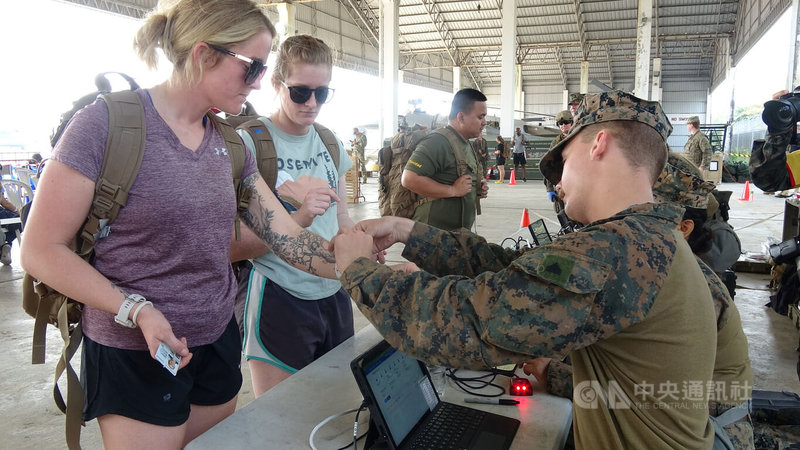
[239,173,335,276]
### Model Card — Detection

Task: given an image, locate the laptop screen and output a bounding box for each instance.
[361,345,439,444]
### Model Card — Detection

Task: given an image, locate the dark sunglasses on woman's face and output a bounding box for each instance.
[207,43,267,85]
[557,120,572,126]
[281,82,335,104]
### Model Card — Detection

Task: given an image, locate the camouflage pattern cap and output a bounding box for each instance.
[687,115,700,125]
[539,90,673,184]
[568,93,585,104]
[653,152,716,209]
[555,110,572,123]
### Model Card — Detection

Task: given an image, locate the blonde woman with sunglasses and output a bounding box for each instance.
[21,2,343,448]
[233,35,357,397]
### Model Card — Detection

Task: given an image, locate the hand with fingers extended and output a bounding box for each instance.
[351,217,415,253]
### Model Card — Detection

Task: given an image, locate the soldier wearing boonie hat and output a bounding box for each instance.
[654,152,754,449]
[332,89,719,448]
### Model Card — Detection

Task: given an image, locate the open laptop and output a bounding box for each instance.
[351,340,520,450]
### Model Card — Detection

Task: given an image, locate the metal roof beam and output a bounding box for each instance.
[59,0,150,18]
[571,0,588,60]
[419,0,483,88]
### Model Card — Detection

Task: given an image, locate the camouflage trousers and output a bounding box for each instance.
[356,150,367,182]
[752,411,800,449]
[709,401,755,450]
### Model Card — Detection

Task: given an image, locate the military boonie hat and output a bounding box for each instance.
[687,115,700,125]
[568,93,584,105]
[653,153,715,209]
[539,90,673,184]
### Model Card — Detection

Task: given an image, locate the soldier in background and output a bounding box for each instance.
[568,92,584,115]
[351,127,368,183]
[684,115,712,173]
[545,110,574,232]
[471,134,489,178]
[332,91,718,448]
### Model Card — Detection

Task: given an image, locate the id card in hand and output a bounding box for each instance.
[155,342,181,376]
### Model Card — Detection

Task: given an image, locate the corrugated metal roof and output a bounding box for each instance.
[59,0,785,93]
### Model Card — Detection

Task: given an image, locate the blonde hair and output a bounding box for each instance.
[271,35,333,85]
[134,0,276,85]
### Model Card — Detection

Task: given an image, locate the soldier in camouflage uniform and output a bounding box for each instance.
[332,91,719,449]
[684,115,712,172]
[351,127,368,183]
[545,110,573,227]
[524,153,755,449]
[568,92,584,115]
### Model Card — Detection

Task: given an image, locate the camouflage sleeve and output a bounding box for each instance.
[402,222,525,276]
[340,206,678,371]
[546,359,574,400]
[700,134,712,169]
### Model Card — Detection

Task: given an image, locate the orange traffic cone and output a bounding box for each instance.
[508,169,517,185]
[520,208,531,228]
[738,180,752,201]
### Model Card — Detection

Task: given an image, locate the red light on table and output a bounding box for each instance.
[510,377,532,396]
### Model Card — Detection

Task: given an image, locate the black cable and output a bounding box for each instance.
[337,401,369,450]
[446,368,509,397]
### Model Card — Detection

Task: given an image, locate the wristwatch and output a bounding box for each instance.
[114,293,147,328]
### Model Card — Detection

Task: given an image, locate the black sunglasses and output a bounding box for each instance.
[207,43,267,85]
[557,120,572,126]
[281,82,334,104]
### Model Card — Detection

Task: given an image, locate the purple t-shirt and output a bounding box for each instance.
[52,89,258,350]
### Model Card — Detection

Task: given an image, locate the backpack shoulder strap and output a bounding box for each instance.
[313,123,340,171]
[207,113,249,241]
[237,118,278,191]
[434,127,471,176]
[77,90,145,257]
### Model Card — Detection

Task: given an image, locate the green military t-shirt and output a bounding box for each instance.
[404,127,479,231]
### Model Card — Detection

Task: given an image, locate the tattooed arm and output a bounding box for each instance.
[239,172,337,278]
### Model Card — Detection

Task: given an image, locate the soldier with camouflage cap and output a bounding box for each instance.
[568,92,584,115]
[332,90,717,448]
[526,152,755,449]
[546,110,574,226]
[684,115,712,172]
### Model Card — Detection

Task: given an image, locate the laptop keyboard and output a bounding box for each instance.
[409,403,486,450]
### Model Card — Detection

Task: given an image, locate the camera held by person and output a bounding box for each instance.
[749,88,800,193]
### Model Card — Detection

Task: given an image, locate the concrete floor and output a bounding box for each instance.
[2,178,799,449]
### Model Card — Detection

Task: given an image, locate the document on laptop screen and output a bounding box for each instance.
[363,346,438,443]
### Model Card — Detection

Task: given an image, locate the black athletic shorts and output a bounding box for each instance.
[81,316,242,426]
[513,152,527,165]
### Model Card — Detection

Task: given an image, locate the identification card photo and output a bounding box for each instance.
[155,342,181,376]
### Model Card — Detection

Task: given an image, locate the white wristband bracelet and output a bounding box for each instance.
[131,301,153,327]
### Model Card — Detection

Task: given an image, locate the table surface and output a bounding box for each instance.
[187,326,573,450]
